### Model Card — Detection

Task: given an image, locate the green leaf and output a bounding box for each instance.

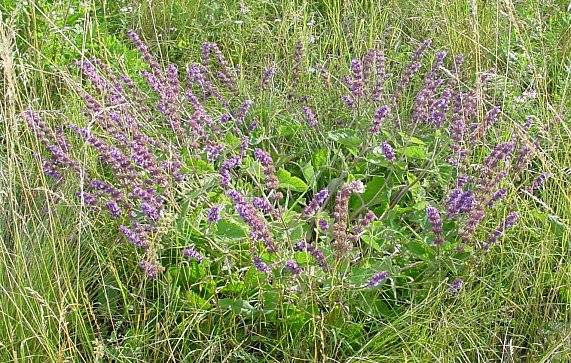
[348,258,392,286]
[302,162,316,186]
[313,148,328,170]
[400,145,427,160]
[277,168,309,192]
[328,128,362,148]
[183,291,212,310]
[220,278,246,295]
[282,303,312,333]
[215,220,247,239]
[548,214,566,239]
[277,119,303,137]
[218,298,255,316]
[166,264,208,288]
[399,132,426,145]
[406,241,434,260]
[262,290,280,312]
[350,176,388,210]
[225,132,242,148]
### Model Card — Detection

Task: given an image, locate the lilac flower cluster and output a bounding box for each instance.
[411,50,447,124]
[381,142,396,162]
[182,246,204,262]
[370,105,390,134]
[139,259,164,279]
[303,189,329,218]
[252,196,274,215]
[350,210,376,242]
[394,39,432,100]
[254,148,280,195]
[529,172,550,192]
[261,65,276,89]
[294,241,328,270]
[483,212,519,250]
[446,187,474,217]
[219,155,242,188]
[253,256,271,273]
[366,271,389,288]
[24,110,81,175]
[207,205,223,223]
[205,143,224,163]
[120,225,149,248]
[448,278,464,294]
[332,181,365,256]
[227,190,277,253]
[284,260,302,275]
[292,41,304,84]
[200,42,237,92]
[426,205,444,245]
[302,106,318,128]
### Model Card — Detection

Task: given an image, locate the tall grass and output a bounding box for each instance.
[1,1,570,361]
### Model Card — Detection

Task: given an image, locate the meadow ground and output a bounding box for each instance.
[1,1,570,362]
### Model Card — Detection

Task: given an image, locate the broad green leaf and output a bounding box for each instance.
[399,132,426,145]
[215,220,247,239]
[313,148,328,169]
[400,145,427,160]
[225,132,241,148]
[406,241,434,260]
[277,168,309,192]
[327,128,362,148]
[262,290,280,312]
[350,176,388,210]
[302,162,316,185]
[220,279,246,295]
[183,291,212,310]
[277,119,303,137]
[218,298,255,316]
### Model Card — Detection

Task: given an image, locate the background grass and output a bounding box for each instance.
[1,0,570,361]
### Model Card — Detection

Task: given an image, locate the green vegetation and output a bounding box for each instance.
[1,1,569,362]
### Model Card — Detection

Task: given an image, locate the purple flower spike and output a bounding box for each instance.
[381,142,396,162]
[487,189,507,207]
[236,99,253,123]
[253,256,271,273]
[106,200,121,218]
[448,278,464,294]
[261,65,276,89]
[182,246,204,262]
[254,148,273,166]
[294,241,328,270]
[350,59,364,98]
[205,143,224,163]
[318,219,329,231]
[254,148,280,192]
[139,259,163,279]
[207,205,222,223]
[285,260,302,275]
[42,160,63,181]
[119,225,148,248]
[303,188,329,218]
[483,211,519,249]
[366,271,389,288]
[426,205,444,245]
[529,172,550,192]
[253,196,273,215]
[141,202,160,222]
[370,105,390,134]
[78,191,98,207]
[303,106,318,127]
